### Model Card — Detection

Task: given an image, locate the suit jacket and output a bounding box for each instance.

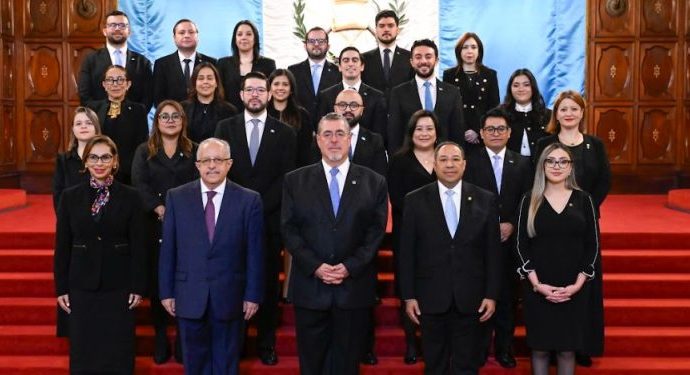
[54,181,147,296]
[281,163,388,310]
[316,82,388,139]
[464,147,533,226]
[152,51,217,106]
[399,181,502,314]
[182,98,238,143]
[159,179,265,320]
[214,114,296,232]
[78,47,153,109]
[52,148,89,211]
[387,79,465,153]
[351,127,387,176]
[217,56,276,110]
[442,66,500,133]
[288,59,341,123]
[504,105,551,159]
[361,46,414,100]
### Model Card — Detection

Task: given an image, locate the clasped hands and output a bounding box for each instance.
[315,263,349,285]
[57,293,142,314]
[534,283,581,303]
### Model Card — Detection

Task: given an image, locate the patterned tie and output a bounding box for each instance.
[205,191,217,242]
[383,48,391,82]
[329,167,340,215]
[183,58,192,87]
[113,49,124,67]
[444,190,458,237]
[423,81,433,111]
[492,154,502,193]
[311,63,322,94]
[248,119,260,166]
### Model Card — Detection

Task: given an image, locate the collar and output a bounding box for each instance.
[515,102,533,112]
[309,58,326,68]
[178,50,197,62]
[321,158,350,174]
[106,43,128,55]
[200,178,227,194]
[438,180,462,196]
[415,75,436,89]
[485,147,507,159]
[350,124,360,138]
[244,110,268,124]
[378,45,397,55]
[342,80,362,91]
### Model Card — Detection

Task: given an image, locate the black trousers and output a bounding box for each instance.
[254,230,282,351]
[294,306,368,375]
[420,304,481,375]
[483,241,519,356]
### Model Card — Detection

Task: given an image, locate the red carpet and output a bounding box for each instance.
[0,189,27,211]
[0,194,689,374]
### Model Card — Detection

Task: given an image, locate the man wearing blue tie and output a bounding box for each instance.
[159,138,265,375]
[399,141,502,375]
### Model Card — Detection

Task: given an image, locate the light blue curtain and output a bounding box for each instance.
[439,0,585,106]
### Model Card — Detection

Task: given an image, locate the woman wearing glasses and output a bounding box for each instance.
[54,135,146,374]
[516,142,601,375]
[131,100,199,364]
[86,65,149,185]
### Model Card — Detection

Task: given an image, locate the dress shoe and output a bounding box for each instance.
[258,348,278,366]
[576,353,592,367]
[360,351,378,365]
[495,352,517,368]
[404,344,418,364]
[153,336,170,364]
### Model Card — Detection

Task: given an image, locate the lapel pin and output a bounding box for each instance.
[586,143,590,149]
[179,152,183,157]
[352,180,357,185]
[439,87,444,91]
[467,196,472,201]
[568,203,573,207]
[361,136,366,141]
[483,78,487,82]
[270,129,275,133]
[509,159,514,164]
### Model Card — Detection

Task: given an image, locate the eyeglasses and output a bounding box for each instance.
[197,158,230,166]
[544,158,572,169]
[103,77,127,85]
[482,126,509,135]
[319,130,350,139]
[306,38,327,45]
[106,23,129,30]
[335,102,363,111]
[86,154,114,164]
[158,112,183,122]
[243,87,268,95]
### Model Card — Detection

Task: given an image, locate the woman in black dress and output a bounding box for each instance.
[501,68,551,160]
[54,135,146,374]
[516,142,600,375]
[442,32,500,149]
[131,100,199,364]
[181,62,237,143]
[387,110,439,364]
[217,20,276,110]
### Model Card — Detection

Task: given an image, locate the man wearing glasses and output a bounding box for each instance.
[78,10,153,109]
[288,27,341,127]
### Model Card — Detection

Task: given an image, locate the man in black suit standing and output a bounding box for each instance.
[214,72,296,366]
[317,47,388,141]
[361,10,414,100]
[78,10,153,109]
[152,19,217,106]
[400,141,502,375]
[387,39,465,154]
[288,27,341,127]
[463,107,532,369]
[281,113,388,375]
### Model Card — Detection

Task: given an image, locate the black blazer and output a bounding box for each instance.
[78,48,153,109]
[52,148,89,211]
[464,147,533,226]
[361,47,414,100]
[281,163,388,310]
[288,59,341,122]
[181,98,237,143]
[316,82,388,139]
[442,66,500,134]
[215,114,296,232]
[387,79,465,154]
[504,105,551,159]
[54,181,147,296]
[267,105,314,168]
[217,56,276,110]
[87,99,149,184]
[351,127,387,176]
[152,51,217,106]
[399,181,502,314]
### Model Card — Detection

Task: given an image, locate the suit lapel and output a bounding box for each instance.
[501,151,518,195]
[211,180,234,249]
[254,117,279,167]
[233,115,251,167]
[336,166,360,222]
[187,181,212,248]
[426,183,452,239]
[352,128,369,161]
[434,79,446,111]
[406,81,423,109]
[311,164,335,221]
[455,183,476,241]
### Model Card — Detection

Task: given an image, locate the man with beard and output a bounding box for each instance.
[152,19,217,106]
[215,72,296,366]
[317,47,388,142]
[362,10,414,100]
[288,27,341,128]
[387,39,465,154]
[78,10,153,109]
[282,112,388,375]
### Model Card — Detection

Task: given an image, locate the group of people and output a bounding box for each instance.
[51,7,610,375]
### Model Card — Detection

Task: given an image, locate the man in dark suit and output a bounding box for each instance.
[78,10,153,109]
[361,10,414,100]
[288,27,341,128]
[387,39,465,154]
[152,19,217,107]
[400,141,502,375]
[159,138,264,375]
[317,46,388,140]
[214,71,296,366]
[281,113,388,375]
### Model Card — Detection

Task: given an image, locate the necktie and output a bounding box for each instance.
[492,154,502,193]
[205,191,217,242]
[444,190,458,237]
[329,167,340,215]
[311,63,322,94]
[183,58,192,87]
[113,49,124,67]
[348,145,353,160]
[248,119,260,166]
[423,81,433,111]
[383,48,391,82]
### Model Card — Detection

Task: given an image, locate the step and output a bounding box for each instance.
[0,250,54,272]
[601,249,690,273]
[602,233,690,249]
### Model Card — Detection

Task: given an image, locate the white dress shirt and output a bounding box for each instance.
[200,178,227,224]
[415,75,437,109]
[438,180,462,220]
[322,159,350,198]
[350,124,360,156]
[178,51,197,74]
[106,43,128,68]
[244,110,268,147]
[342,80,361,92]
[378,45,397,66]
[515,102,533,156]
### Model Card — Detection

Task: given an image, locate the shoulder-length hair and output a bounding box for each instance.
[454,32,485,70]
[396,110,440,156]
[68,107,101,150]
[147,100,194,159]
[546,90,587,134]
[268,69,302,131]
[231,20,261,63]
[188,62,225,101]
[82,135,119,174]
[502,68,547,115]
